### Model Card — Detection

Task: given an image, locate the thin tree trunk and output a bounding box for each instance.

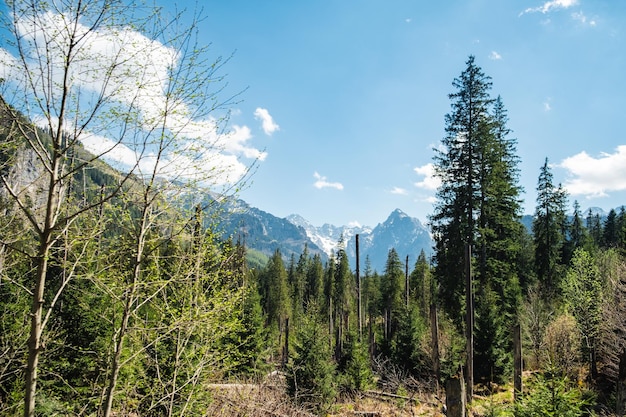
[513,324,523,401]
[430,303,440,393]
[102,288,135,417]
[24,241,51,417]
[102,207,148,417]
[356,234,361,339]
[405,255,410,309]
[465,244,473,403]
[24,153,62,417]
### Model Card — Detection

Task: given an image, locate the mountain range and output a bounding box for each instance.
[216,196,619,273]
[217,197,433,273]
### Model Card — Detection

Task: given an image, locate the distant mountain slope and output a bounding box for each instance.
[345,209,433,273]
[289,209,433,273]
[215,198,328,263]
[286,214,371,255]
[216,198,434,272]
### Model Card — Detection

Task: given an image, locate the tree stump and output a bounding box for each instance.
[446,376,466,417]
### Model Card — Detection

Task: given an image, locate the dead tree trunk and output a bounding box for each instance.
[465,244,473,403]
[431,303,440,393]
[514,324,523,401]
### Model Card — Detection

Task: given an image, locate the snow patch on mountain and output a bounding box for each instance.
[287,209,433,272]
[286,214,371,256]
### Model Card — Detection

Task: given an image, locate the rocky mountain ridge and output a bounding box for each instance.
[217,197,433,272]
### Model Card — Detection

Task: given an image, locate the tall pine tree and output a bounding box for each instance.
[431,56,523,383]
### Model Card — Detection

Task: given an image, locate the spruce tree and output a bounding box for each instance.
[362,257,381,357]
[393,305,429,377]
[532,158,568,295]
[564,200,590,264]
[409,249,431,318]
[603,209,619,248]
[617,206,626,250]
[380,248,404,352]
[476,95,523,327]
[260,249,291,333]
[431,55,494,323]
[333,246,354,360]
[286,306,337,413]
[305,253,325,307]
[586,210,603,247]
[431,56,523,383]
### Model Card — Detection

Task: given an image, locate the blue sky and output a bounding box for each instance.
[188,0,626,227]
[2,0,625,228]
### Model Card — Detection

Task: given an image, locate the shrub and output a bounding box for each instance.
[286,310,337,414]
[514,369,592,417]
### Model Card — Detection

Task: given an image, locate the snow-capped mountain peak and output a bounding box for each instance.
[286,214,371,256]
[286,210,432,272]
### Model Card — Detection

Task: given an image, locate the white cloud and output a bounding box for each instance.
[543,100,552,112]
[79,133,140,168]
[489,51,502,60]
[557,146,626,197]
[0,49,20,81]
[313,172,343,190]
[254,107,280,136]
[572,11,597,26]
[225,125,268,160]
[521,0,578,15]
[1,10,263,189]
[413,163,441,190]
[390,187,408,195]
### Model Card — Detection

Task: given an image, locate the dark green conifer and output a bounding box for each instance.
[431,56,524,383]
[532,158,568,295]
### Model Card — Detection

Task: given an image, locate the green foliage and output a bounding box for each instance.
[340,332,374,391]
[392,305,430,377]
[474,285,512,383]
[259,249,291,331]
[332,246,355,360]
[381,248,405,350]
[514,370,593,417]
[305,253,325,307]
[542,314,581,379]
[438,313,466,382]
[520,285,553,370]
[362,258,381,323]
[409,249,432,317]
[561,248,603,379]
[431,56,524,383]
[564,201,592,264]
[595,249,626,387]
[533,158,568,295]
[227,276,270,377]
[286,307,337,414]
[246,248,269,270]
[0,253,30,412]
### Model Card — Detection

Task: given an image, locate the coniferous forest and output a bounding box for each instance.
[1,1,626,417]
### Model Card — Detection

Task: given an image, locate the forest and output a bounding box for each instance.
[1,1,626,416]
